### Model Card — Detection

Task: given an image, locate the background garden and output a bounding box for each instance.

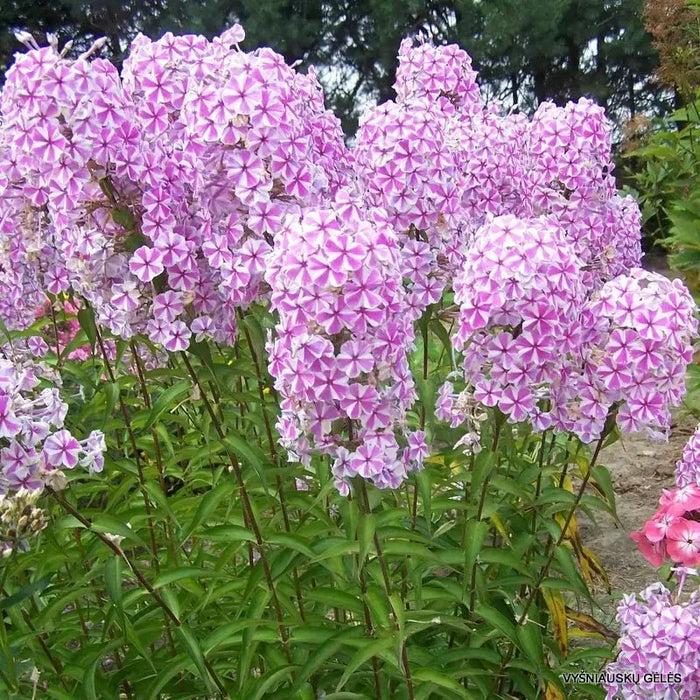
[0,1,699,698]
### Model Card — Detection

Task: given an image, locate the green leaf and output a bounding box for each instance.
[590,465,617,517]
[470,450,495,504]
[103,381,120,427]
[516,620,544,672]
[474,605,518,643]
[145,653,193,699]
[464,520,489,579]
[0,575,52,610]
[305,587,364,616]
[203,619,275,654]
[412,667,471,698]
[104,556,122,606]
[199,525,256,543]
[266,532,315,558]
[388,592,406,637]
[111,205,135,230]
[77,307,97,347]
[83,656,100,700]
[247,665,296,700]
[223,434,271,493]
[179,483,234,543]
[176,624,213,691]
[292,626,365,691]
[124,618,156,671]
[335,634,397,691]
[144,381,190,429]
[416,470,432,531]
[153,568,226,589]
[188,340,217,378]
[479,548,531,575]
[552,546,590,598]
[90,514,146,546]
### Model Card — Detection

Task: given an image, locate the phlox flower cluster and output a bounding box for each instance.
[265,207,425,495]
[526,100,642,287]
[675,423,700,488]
[0,26,695,494]
[582,271,696,440]
[447,213,696,444]
[354,39,642,318]
[603,578,700,699]
[0,25,348,349]
[631,484,700,567]
[448,214,586,432]
[353,40,482,298]
[0,355,104,499]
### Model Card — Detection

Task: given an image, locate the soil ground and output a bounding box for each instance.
[579,412,697,599]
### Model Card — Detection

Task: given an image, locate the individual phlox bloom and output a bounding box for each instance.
[42,429,80,469]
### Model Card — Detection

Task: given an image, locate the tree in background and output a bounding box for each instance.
[644,0,700,96]
[453,0,665,122]
[1,0,665,133]
[620,0,700,291]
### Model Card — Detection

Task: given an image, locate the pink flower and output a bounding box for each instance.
[339,384,379,420]
[667,520,700,566]
[630,528,667,567]
[498,384,534,423]
[129,246,165,282]
[350,442,384,478]
[42,429,80,469]
[632,484,700,568]
[162,321,191,352]
[337,341,374,378]
[0,395,21,438]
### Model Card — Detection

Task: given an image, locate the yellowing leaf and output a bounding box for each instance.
[542,588,567,656]
[544,682,565,700]
[565,606,618,641]
[489,512,509,539]
[579,545,611,593]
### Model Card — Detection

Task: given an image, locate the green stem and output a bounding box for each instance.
[179,351,293,664]
[358,560,383,699]
[129,340,179,567]
[358,482,415,700]
[531,430,550,539]
[468,416,502,614]
[494,435,605,695]
[237,313,306,622]
[94,326,161,574]
[45,487,228,697]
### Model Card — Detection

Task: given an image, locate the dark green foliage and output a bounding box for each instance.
[0,304,618,698]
